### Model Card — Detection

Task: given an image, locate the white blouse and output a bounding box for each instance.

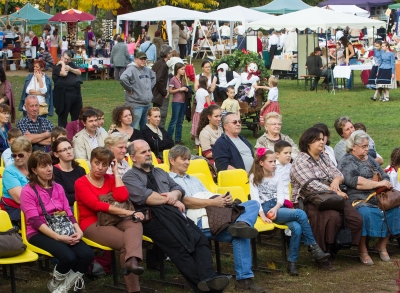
[25,74,47,105]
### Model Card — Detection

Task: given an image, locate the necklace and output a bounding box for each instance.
[88,173,104,188]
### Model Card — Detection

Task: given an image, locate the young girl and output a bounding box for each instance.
[384,147,400,191]
[191,75,211,147]
[61,36,69,56]
[376,41,396,102]
[255,76,280,125]
[167,63,188,144]
[249,148,329,276]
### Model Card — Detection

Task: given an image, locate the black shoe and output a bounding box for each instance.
[310,87,315,91]
[228,222,258,239]
[235,278,266,293]
[287,262,299,276]
[198,275,232,291]
[308,244,330,261]
[124,257,144,275]
[370,96,377,101]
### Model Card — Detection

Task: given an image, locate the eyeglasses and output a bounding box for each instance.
[57,146,73,153]
[11,153,25,159]
[267,123,282,126]
[227,120,242,125]
[356,144,369,150]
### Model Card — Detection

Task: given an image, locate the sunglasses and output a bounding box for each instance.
[11,153,25,159]
[227,120,242,125]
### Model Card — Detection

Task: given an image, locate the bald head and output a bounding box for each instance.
[128,140,153,170]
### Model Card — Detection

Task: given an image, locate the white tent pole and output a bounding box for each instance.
[189,18,198,64]
[167,20,172,47]
[216,20,222,45]
[230,21,234,54]
[116,16,120,33]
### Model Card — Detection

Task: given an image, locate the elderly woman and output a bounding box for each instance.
[105,132,130,177]
[20,151,94,292]
[290,127,362,270]
[1,136,31,224]
[111,105,143,142]
[75,147,144,293]
[178,24,187,60]
[19,59,54,118]
[338,130,399,265]
[255,112,299,159]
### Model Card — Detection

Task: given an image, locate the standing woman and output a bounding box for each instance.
[376,41,396,102]
[127,37,136,62]
[86,26,95,57]
[50,28,59,64]
[0,104,12,156]
[0,66,16,123]
[20,152,94,292]
[368,41,382,101]
[178,24,187,60]
[111,105,143,142]
[13,27,21,48]
[339,36,356,90]
[194,60,217,101]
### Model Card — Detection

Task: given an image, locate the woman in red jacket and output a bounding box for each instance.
[75,147,144,293]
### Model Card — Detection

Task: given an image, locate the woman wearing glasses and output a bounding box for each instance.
[51,137,86,209]
[1,136,32,225]
[254,112,299,159]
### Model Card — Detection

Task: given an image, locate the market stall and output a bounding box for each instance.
[252,0,311,14]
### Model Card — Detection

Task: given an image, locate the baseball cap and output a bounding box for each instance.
[136,52,147,59]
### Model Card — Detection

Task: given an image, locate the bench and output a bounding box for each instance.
[299,75,318,92]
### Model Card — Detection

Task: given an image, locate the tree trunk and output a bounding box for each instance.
[105,10,113,20]
[4,0,8,15]
[44,2,51,13]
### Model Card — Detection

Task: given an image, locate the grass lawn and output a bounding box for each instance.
[2,62,400,292]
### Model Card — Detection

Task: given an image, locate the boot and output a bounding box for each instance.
[308,244,330,261]
[124,257,144,275]
[286,262,299,276]
[57,271,85,293]
[47,266,68,293]
[234,278,266,293]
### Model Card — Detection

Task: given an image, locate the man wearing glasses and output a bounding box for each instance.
[213,113,254,173]
[52,51,83,128]
[120,51,156,130]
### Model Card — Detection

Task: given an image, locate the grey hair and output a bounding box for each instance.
[168,145,191,161]
[160,44,172,58]
[345,130,370,153]
[221,112,237,131]
[104,132,128,148]
[28,30,34,35]
[127,143,136,156]
[63,50,73,58]
[25,95,39,105]
[145,36,150,41]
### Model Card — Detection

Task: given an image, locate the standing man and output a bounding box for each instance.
[219,22,230,40]
[139,36,156,66]
[213,113,254,173]
[16,95,53,152]
[172,21,180,51]
[120,52,156,130]
[268,30,279,68]
[3,25,16,47]
[235,23,246,50]
[52,50,83,128]
[152,45,172,128]
[110,36,130,81]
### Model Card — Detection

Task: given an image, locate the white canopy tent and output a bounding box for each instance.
[321,5,370,18]
[247,7,385,30]
[116,5,208,47]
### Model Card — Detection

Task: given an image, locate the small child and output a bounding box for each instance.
[51,126,67,143]
[221,86,240,116]
[384,147,400,191]
[61,36,69,56]
[191,76,210,147]
[249,147,329,276]
[274,140,292,200]
[256,76,280,125]
[38,36,45,51]
[1,128,22,167]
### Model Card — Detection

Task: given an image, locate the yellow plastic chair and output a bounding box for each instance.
[198,146,202,156]
[155,163,169,172]
[75,159,90,174]
[0,158,4,167]
[162,149,170,167]
[0,166,5,177]
[218,169,250,196]
[127,155,133,167]
[151,152,159,165]
[0,211,38,293]
[0,178,3,197]
[187,159,217,193]
[21,212,53,258]
[190,173,211,191]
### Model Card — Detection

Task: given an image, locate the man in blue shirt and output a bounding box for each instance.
[139,36,156,65]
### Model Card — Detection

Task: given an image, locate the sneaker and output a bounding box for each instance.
[228,222,258,239]
[235,278,266,293]
[370,96,376,101]
[382,97,389,102]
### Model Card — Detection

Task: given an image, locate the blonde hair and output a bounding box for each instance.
[104,132,128,148]
[147,107,161,117]
[11,136,32,153]
[268,76,279,87]
[264,111,282,126]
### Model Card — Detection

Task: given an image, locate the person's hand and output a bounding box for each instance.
[260,213,272,224]
[173,201,186,213]
[267,207,278,221]
[111,159,118,175]
[337,190,348,199]
[34,70,41,79]
[392,74,395,79]
[160,192,177,205]
[379,180,392,190]
[253,84,259,89]
[70,231,83,244]
[24,130,31,135]
[212,196,226,207]
[329,179,341,192]
[224,193,232,205]
[64,65,70,71]
[182,87,188,92]
[57,234,75,245]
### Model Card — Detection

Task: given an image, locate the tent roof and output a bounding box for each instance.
[117,5,208,21]
[318,0,394,8]
[247,7,385,30]
[9,3,53,25]
[389,3,400,9]
[321,5,370,17]
[206,5,274,22]
[252,0,311,14]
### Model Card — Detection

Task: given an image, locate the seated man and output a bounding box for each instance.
[122,140,231,293]
[168,145,266,293]
[73,109,107,162]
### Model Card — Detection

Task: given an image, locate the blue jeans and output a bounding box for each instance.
[197,200,259,280]
[131,104,150,130]
[262,199,316,262]
[167,102,185,142]
[346,58,357,89]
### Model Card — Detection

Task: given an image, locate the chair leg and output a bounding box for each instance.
[251,238,258,269]
[158,247,165,280]
[281,230,287,262]
[10,265,16,293]
[214,241,222,275]
[110,251,118,286]
[2,265,7,279]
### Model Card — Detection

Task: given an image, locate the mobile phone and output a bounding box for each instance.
[223,192,230,198]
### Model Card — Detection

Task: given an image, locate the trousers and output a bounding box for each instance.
[57,88,82,128]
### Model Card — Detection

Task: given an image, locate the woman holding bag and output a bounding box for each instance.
[20,151,94,293]
[338,130,400,265]
[75,147,144,293]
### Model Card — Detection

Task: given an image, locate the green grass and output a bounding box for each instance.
[3,63,400,292]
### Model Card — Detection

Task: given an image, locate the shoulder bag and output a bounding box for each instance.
[335,212,352,250]
[97,192,135,226]
[0,227,26,257]
[89,40,96,48]
[33,186,75,236]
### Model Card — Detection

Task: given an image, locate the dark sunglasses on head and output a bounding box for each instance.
[11,153,25,159]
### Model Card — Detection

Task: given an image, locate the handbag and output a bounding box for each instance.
[39,102,49,116]
[97,193,135,226]
[33,186,75,236]
[89,40,96,48]
[205,194,244,236]
[0,227,26,257]
[335,212,352,250]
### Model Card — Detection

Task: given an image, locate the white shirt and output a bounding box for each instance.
[220,25,230,37]
[236,25,245,36]
[336,30,344,41]
[267,87,278,102]
[279,34,287,49]
[275,160,291,201]
[249,173,285,212]
[61,41,68,50]
[24,74,47,110]
[324,145,337,166]
[384,166,400,191]
[195,88,209,113]
[268,34,279,50]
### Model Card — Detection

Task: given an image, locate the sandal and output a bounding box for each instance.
[358,252,374,265]
[374,246,391,262]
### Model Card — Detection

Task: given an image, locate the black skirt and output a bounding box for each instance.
[367,65,378,85]
[376,68,395,89]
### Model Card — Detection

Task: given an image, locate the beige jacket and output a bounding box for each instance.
[73,128,108,163]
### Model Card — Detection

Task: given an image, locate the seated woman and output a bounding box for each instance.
[20,151,94,292]
[290,127,362,270]
[313,123,337,166]
[51,137,86,208]
[338,130,399,265]
[141,107,174,161]
[197,105,222,165]
[1,136,31,225]
[105,133,130,177]
[18,59,54,118]
[110,105,143,142]
[0,104,12,156]
[75,147,144,293]
[255,112,299,160]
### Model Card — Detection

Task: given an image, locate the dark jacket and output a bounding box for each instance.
[151,59,169,105]
[141,125,174,159]
[19,74,54,117]
[213,133,254,172]
[305,55,323,76]
[152,37,164,59]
